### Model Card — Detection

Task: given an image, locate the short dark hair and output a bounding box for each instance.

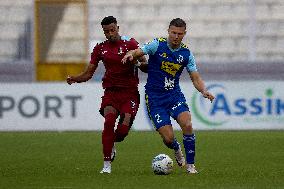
[169,18,186,29]
[101,16,117,26]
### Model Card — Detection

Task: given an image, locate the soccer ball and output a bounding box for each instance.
[152,154,173,175]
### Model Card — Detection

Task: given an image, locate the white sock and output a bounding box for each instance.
[104,161,111,168]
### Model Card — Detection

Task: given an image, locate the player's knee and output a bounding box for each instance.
[119,114,135,127]
[182,123,193,134]
[104,113,117,128]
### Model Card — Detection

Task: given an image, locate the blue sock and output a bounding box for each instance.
[183,134,195,164]
[171,138,180,151]
[165,138,180,151]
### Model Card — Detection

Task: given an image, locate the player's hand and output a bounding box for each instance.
[202,91,215,103]
[121,54,134,64]
[66,75,76,85]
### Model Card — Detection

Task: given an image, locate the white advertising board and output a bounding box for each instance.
[181,81,284,130]
[0,81,283,131]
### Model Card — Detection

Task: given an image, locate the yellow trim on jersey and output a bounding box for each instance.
[161,61,182,77]
[145,94,157,130]
[181,43,189,49]
[158,37,167,42]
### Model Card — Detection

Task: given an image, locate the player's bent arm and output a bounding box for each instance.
[67,63,97,85]
[189,71,215,102]
[132,48,145,58]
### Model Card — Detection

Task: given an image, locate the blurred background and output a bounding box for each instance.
[0,0,283,82]
[0,0,283,131]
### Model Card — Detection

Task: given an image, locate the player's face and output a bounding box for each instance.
[168,26,186,48]
[102,23,120,42]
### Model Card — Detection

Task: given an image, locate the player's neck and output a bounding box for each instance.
[167,42,181,51]
[108,35,121,43]
[167,39,181,50]
[170,44,180,49]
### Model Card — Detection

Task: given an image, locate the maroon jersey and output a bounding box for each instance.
[90,36,139,89]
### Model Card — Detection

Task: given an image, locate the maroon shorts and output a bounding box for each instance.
[100,87,140,117]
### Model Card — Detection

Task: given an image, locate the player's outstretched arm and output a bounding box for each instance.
[189,71,215,102]
[66,63,97,85]
[122,49,145,64]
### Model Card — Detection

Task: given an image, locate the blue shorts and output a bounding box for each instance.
[145,92,189,130]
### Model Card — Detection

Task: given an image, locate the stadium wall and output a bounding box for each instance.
[0,81,283,131]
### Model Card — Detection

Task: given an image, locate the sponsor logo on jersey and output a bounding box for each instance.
[164,77,175,90]
[161,61,182,76]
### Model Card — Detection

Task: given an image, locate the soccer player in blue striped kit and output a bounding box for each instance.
[122,18,215,173]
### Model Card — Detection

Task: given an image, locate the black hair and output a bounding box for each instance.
[101,16,117,26]
[169,18,186,29]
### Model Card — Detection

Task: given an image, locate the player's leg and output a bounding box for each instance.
[145,94,184,166]
[114,113,135,142]
[99,90,119,173]
[157,125,175,148]
[102,106,118,161]
[169,95,197,173]
[100,105,118,173]
[156,125,185,167]
[114,90,139,142]
[176,111,198,173]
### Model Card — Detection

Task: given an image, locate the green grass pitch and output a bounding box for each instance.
[0,131,283,189]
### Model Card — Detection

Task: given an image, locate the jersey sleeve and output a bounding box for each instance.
[90,43,102,65]
[129,38,139,50]
[141,38,159,55]
[186,52,198,73]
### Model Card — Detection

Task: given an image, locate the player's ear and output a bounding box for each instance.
[117,25,120,31]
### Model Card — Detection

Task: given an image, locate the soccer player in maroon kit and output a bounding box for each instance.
[67,16,147,174]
